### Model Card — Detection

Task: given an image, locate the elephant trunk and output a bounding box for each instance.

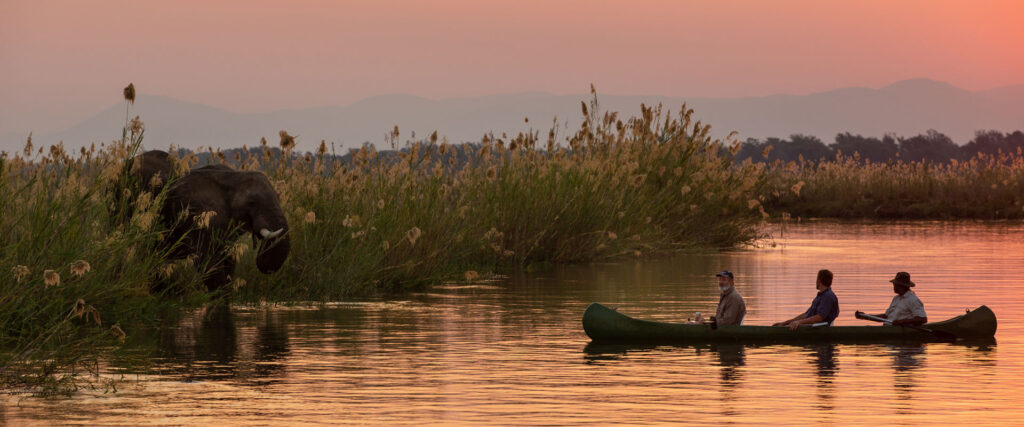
[252,214,290,274]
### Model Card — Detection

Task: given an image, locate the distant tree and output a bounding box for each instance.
[832,132,899,163]
[1008,131,1024,154]
[961,130,1024,159]
[786,134,832,162]
[734,134,831,163]
[961,130,1005,159]
[734,138,768,163]
[898,130,959,163]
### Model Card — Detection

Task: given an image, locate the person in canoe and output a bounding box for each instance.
[856,272,928,326]
[713,270,746,326]
[773,269,840,330]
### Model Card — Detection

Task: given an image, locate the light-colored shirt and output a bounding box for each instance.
[716,286,746,326]
[885,290,927,321]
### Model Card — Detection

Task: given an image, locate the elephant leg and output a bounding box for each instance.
[203,257,236,292]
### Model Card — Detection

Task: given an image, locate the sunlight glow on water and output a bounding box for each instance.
[6,222,1024,424]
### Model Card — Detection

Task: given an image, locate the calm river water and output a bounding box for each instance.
[5,222,1024,425]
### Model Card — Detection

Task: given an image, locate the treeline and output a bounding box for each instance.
[178,129,1024,170]
[173,141,491,174]
[735,130,1024,164]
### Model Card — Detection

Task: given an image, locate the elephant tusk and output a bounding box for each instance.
[259,228,284,239]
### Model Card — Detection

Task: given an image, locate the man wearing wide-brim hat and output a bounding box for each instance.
[860,272,928,326]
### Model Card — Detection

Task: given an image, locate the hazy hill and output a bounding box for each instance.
[7,78,1023,153]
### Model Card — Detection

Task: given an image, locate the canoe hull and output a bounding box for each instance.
[582,303,997,344]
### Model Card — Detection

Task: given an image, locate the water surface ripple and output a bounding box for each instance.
[6,222,1023,425]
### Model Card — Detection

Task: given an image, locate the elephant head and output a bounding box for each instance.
[224,170,291,274]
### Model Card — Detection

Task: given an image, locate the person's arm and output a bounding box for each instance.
[866,297,899,320]
[773,313,807,327]
[786,314,824,330]
[855,311,887,320]
[892,316,927,326]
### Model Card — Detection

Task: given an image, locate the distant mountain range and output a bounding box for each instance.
[5,78,1023,153]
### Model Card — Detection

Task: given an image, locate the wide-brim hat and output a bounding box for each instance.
[889,271,915,287]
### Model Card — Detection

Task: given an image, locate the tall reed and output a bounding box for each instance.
[762,152,1024,219]
[230,94,769,300]
[0,118,203,395]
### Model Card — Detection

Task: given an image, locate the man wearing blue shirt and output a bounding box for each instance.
[773,269,840,330]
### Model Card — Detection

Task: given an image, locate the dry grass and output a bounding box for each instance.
[761,152,1024,219]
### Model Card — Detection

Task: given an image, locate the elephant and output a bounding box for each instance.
[122,150,290,291]
[163,163,291,291]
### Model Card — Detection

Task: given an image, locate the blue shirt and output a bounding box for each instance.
[804,287,840,325]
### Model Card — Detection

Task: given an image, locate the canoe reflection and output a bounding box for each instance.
[582,342,749,388]
[702,344,745,387]
[582,343,843,391]
[809,344,838,379]
[807,344,838,409]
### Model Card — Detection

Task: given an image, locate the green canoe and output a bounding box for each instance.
[582,302,997,344]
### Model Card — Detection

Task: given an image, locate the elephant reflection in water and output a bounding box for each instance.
[158,305,291,383]
[121,150,290,291]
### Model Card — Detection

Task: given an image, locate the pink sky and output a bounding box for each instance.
[2,0,1022,134]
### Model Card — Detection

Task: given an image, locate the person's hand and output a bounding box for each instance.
[788,321,801,331]
[772,321,785,327]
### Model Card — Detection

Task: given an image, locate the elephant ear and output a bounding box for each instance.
[167,172,231,228]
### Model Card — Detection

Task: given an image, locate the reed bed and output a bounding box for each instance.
[0,124,205,395]
[231,98,769,300]
[762,152,1024,219]
[1,95,767,394]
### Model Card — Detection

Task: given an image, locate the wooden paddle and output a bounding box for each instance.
[855,311,957,341]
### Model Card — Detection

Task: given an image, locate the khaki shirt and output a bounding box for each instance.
[716,286,746,326]
[885,290,927,321]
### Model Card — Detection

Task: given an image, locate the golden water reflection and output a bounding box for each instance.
[5,221,1024,424]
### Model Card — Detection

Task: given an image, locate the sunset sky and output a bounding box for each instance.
[1,0,1022,137]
